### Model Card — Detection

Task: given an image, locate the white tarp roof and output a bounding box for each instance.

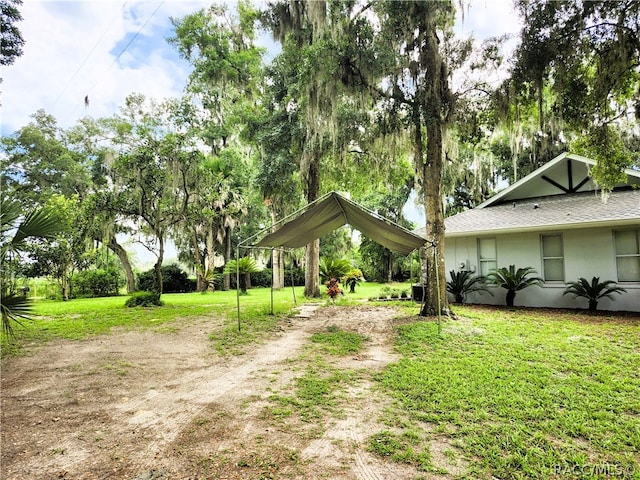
[250,192,426,256]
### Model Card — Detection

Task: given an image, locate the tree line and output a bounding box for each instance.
[2,0,639,320]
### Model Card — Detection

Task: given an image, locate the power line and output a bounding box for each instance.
[52,2,129,109]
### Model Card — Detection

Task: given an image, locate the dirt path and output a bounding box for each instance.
[1,305,434,480]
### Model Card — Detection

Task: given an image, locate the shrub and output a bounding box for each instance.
[319,257,352,282]
[487,265,544,307]
[341,268,364,293]
[73,268,124,298]
[563,276,627,311]
[137,264,196,293]
[446,270,493,304]
[125,291,162,307]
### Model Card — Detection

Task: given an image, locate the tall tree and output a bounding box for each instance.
[0,0,24,68]
[509,0,639,190]
[169,1,263,290]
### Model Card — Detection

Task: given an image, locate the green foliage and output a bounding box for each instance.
[572,125,633,194]
[368,430,432,471]
[341,268,363,293]
[1,196,62,335]
[124,291,162,308]
[73,268,124,298]
[446,270,493,304]
[563,276,627,311]
[223,256,261,293]
[0,0,25,66]
[318,257,352,282]
[487,265,544,307]
[137,264,196,294]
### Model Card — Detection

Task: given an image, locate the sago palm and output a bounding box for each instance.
[446,270,493,304]
[1,198,60,334]
[223,257,261,294]
[319,257,352,282]
[563,276,627,311]
[487,265,544,307]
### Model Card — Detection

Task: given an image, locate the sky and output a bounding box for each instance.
[1,0,522,138]
[0,0,522,266]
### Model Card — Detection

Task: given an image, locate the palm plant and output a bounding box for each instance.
[486,265,544,307]
[563,276,627,311]
[223,256,261,294]
[446,270,493,304]
[341,268,363,293]
[319,257,352,283]
[1,197,60,334]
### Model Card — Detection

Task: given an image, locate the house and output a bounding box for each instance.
[443,152,640,312]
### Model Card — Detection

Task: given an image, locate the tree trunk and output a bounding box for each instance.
[190,228,208,292]
[271,209,285,290]
[107,235,136,293]
[303,156,321,298]
[153,234,165,295]
[273,248,285,290]
[418,23,450,317]
[223,225,232,291]
[588,299,597,311]
[506,290,516,307]
[206,227,216,290]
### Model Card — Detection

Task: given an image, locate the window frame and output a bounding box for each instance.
[477,237,497,277]
[614,229,640,283]
[540,233,565,282]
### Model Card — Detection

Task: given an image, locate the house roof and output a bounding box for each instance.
[444,189,639,237]
[477,152,640,208]
[248,192,426,256]
[440,152,640,237]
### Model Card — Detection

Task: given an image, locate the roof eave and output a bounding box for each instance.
[445,218,640,238]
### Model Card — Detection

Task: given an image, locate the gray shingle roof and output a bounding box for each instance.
[443,189,640,237]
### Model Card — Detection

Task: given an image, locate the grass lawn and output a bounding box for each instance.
[2,286,638,478]
[373,306,640,479]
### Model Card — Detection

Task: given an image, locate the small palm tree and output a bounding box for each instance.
[341,268,363,293]
[223,257,261,294]
[446,270,493,304]
[319,257,352,283]
[563,276,627,311]
[487,265,544,307]
[1,198,61,334]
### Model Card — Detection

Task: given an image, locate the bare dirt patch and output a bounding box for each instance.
[1,305,441,480]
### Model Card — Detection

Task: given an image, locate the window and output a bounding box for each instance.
[615,229,640,282]
[478,238,497,276]
[541,234,564,281]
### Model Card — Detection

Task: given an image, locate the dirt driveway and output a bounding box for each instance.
[1,305,447,480]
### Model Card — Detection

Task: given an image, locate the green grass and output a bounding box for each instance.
[373,306,640,479]
[310,325,369,356]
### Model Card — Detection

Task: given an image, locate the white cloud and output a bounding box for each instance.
[1,0,209,136]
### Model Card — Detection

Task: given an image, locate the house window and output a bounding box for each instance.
[615,229,640,282]
[541,234,564,281]
[478,238,497,276]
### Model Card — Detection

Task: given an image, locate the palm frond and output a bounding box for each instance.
[1,294,32,336]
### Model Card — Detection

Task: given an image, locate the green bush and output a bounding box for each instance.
[73,268,124,298]
[137,264,196,293]
[125,291,162,307]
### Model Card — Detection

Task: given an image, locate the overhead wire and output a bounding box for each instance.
[51,1,129,109]
[59,0,166,120]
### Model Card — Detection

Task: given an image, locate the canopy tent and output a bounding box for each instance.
[245,191,426,255]
[234,192,428,331]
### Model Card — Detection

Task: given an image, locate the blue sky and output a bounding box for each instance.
[1,0,520,138]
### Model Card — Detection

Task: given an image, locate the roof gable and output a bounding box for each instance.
[478,152,640,208]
